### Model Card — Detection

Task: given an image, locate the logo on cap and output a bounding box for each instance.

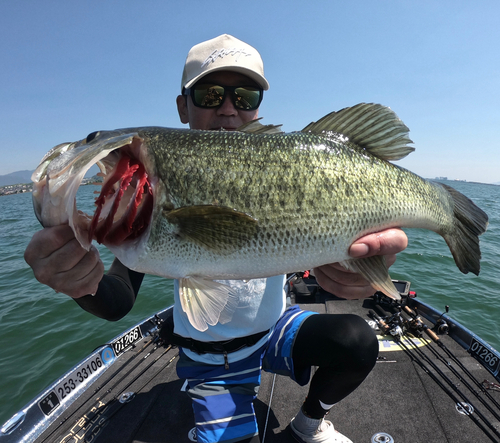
[201,48,252,68]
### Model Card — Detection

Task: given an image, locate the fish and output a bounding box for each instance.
[31,103,489,331]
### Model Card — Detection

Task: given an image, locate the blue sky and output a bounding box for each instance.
[1,1,499,183]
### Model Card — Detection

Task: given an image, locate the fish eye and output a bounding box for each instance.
[86,131,100,143]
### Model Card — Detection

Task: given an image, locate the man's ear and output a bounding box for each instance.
[176,95,189,124]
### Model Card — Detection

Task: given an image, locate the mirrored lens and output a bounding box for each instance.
[193,85,225,107]
[234,87,261,110]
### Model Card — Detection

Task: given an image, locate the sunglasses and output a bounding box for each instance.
[185,83,263,111]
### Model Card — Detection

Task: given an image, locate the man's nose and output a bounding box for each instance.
[216,94,238,116]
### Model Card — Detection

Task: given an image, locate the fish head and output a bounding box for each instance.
[32,129,157,254]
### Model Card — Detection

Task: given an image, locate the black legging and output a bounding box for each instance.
[292,313,379,418]
[238,314,378,442]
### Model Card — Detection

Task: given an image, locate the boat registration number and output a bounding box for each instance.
[112,326,143,356]
[469,338,500,376]
[38,352,107,416]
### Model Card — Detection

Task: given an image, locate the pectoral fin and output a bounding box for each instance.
[340,255,401,300]
[166,205,258,254]
[179,277,238,331]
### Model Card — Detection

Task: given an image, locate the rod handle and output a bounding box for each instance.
[424,327,440,343]
[369,310,389,332]
[403,305,416,317]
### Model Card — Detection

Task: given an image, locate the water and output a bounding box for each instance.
[0,187,173,424]
[0,181,499,424]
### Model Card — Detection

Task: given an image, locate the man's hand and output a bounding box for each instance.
[24,225,104,298]
[313,228,408,299]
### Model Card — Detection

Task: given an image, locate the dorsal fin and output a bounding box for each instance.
[302,103,414,161]
[237,118,283,134]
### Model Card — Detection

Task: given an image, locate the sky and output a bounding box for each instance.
[1,1,499,183]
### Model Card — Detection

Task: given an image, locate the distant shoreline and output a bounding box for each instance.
[0,183,33,196]
[0,177,100,197]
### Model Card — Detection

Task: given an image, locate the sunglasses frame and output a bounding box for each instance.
[185,83,264,111]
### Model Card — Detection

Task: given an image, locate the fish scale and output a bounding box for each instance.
[128,130,450,279]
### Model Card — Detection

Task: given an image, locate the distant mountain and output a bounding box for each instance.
[0,170,35,187]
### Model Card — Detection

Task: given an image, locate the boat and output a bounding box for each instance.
[1,277,500,443]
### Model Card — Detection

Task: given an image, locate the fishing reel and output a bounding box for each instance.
[369,307,407,339]
[433,305,450,334]
[405,316,425,336]
[371,299,426,341]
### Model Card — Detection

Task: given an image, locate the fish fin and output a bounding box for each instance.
[165,205,258,253]
[302,103,414,161]
[237,118,283,134]
[218,288,240,325]
[341,255,401,300]
[439,183,488,275]
[179,278,237,331]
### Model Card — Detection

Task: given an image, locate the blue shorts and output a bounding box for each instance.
[176,305,316,443]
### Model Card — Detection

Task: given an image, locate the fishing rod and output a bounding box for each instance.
[403,304,500,415]
[397,333,500,443]
[402,333,500,440]
[369,307,500,443]
[40,317,171,443]
[370,309,500,442]
[392,303,500,429]
[49,343,175,443]
[373,294,500,404]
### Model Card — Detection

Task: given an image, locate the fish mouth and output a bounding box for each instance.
[32,131,154,251]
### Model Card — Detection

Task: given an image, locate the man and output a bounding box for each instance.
[25,35,408,443]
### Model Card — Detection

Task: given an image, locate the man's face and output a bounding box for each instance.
[176,71,260,130]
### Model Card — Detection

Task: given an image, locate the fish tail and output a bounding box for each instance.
[440,183,488,275]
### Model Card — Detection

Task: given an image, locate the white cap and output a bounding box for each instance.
[181,34,269,91]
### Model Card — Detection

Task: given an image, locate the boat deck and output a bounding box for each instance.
[10,292,500,443]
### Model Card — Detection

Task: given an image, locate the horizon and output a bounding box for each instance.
[1,1,499,183]
[2,168,499,187]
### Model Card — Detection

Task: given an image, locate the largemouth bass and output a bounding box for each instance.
[32,103,488,331]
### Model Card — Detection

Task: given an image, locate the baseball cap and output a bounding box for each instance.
[181,34,269,92]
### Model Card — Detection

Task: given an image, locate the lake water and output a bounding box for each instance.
[0,180,499,425]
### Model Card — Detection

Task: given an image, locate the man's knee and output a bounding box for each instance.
[338,314,378,370]
[294,313,378,370]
